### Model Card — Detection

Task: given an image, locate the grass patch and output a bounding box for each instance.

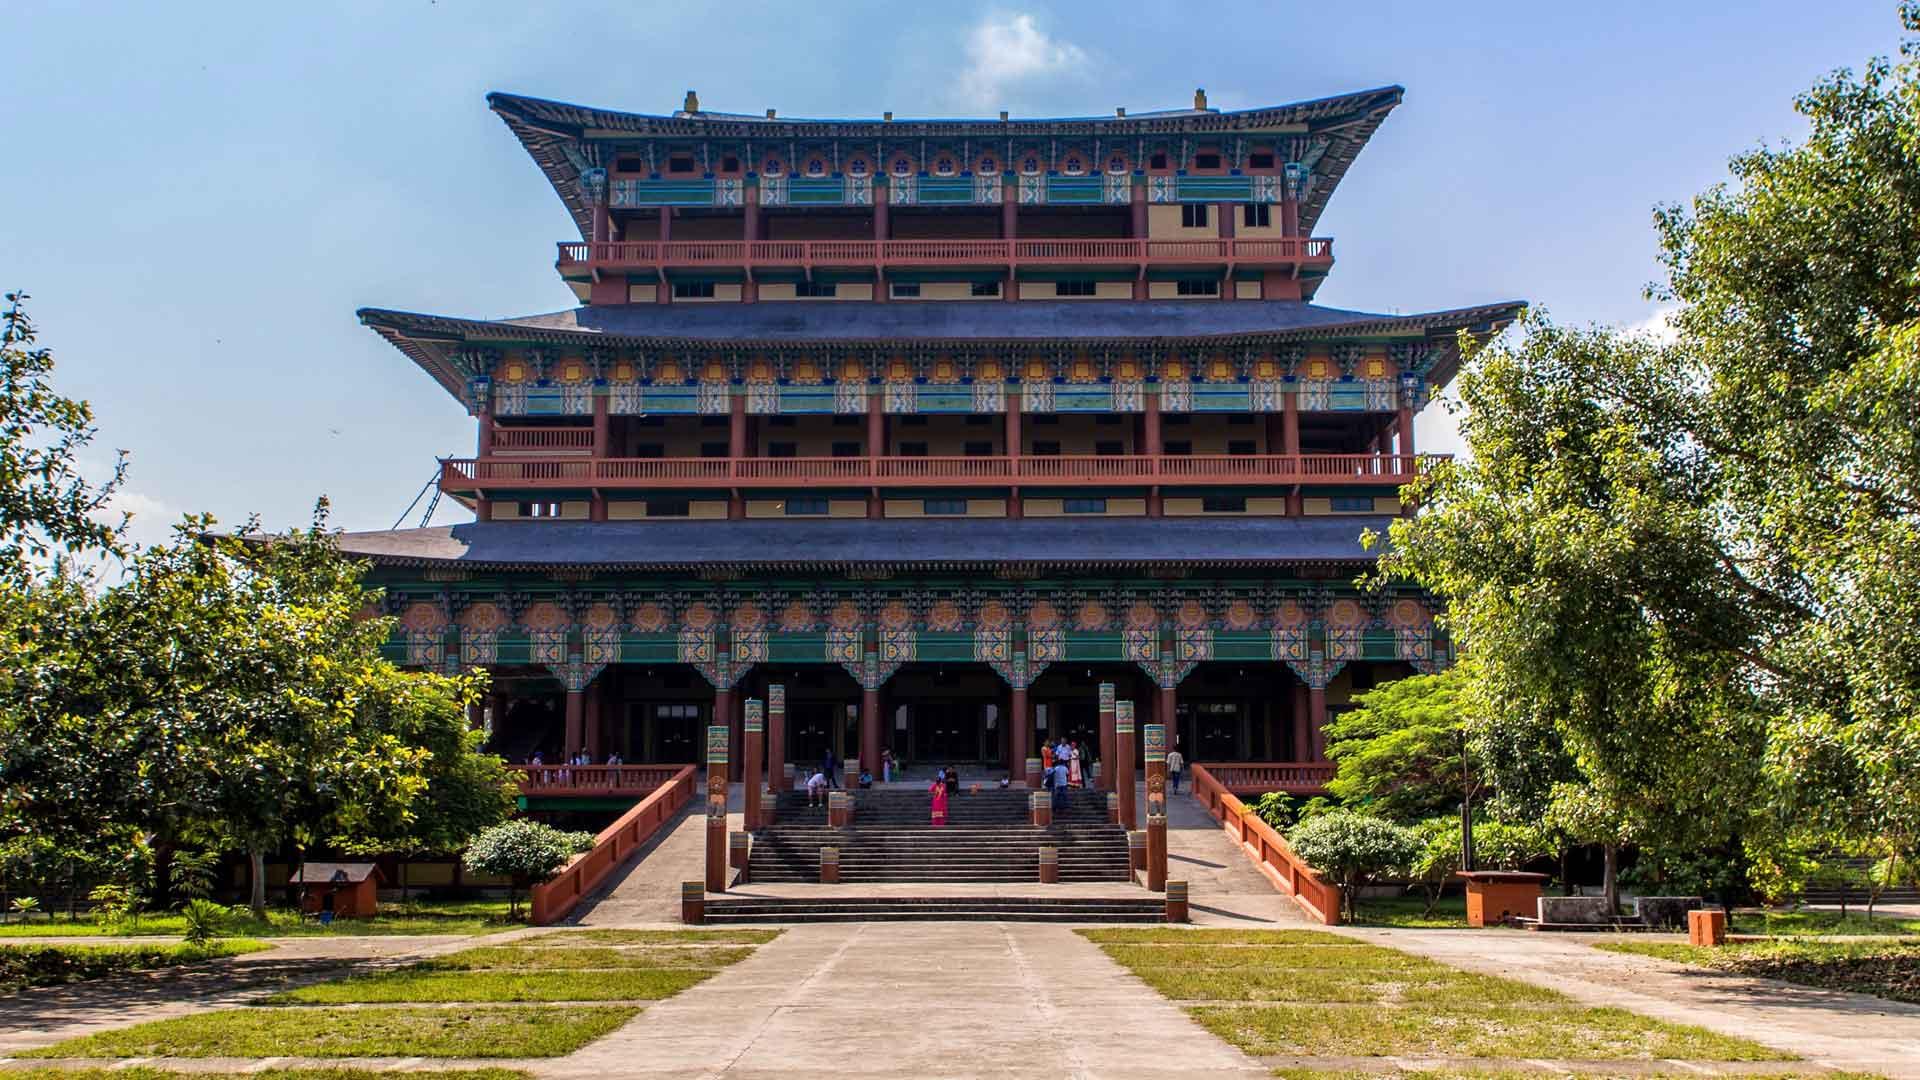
[23,1005,636,1058]
[0,900,521,939]
[0,941,269,994]
[2,1071,530,1080]
[518,928,778,946]
[1088,927,1789,1063]
[422,945,753,970]
[1269,1072,1873,1080]
[1194,1002,1788,1060]
[264,968,710,1004]
[1346,893,1471,929]
[1728,908,1920,937]
[1599,938,1920,1004]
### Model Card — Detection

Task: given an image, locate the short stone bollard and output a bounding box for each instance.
[760,785,777,829]
[782,763,797,792]
[1106,791,1121,825]
[1165,880,1189,923]
[1024,757,1042,786]
[729,830,750,872]
[1038,845,1059,884]
[819,846,840,884]
[827,790,853,828]
[1030,790,1052,827]
[1128,830,1147,876]
[1688,908,1728,946]
[680,880,706,925]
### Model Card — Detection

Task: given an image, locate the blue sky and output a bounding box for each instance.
[0,2,1900,547]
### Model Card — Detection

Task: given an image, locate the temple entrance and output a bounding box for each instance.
[789,700,850,769]
[637,701,705,763]
[911,701,987,761]
[737,663,862,774]
[884,663,1006,768]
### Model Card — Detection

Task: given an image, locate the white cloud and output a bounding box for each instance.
[1626,304,1680,345]
[93,487,184,553]
[955,13,1089,110]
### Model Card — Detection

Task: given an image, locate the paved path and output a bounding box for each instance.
[539,921,1265,1080]
[1162,782,1310,926]
[1339,926,1920,1079]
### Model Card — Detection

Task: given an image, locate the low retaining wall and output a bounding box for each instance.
[531,764,697,925]
[1189,763,1342,925]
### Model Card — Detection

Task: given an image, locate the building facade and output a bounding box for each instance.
[346,86,1520,785]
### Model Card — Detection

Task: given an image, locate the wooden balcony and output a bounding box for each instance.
[510,763,690,798]
[441,453,1433,492]
[555,236,1334,277]
[1199,762,1338,796]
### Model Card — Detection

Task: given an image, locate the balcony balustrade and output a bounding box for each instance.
[555,236,1334,276]
[440,453,1434,492]
[510,763,688,797]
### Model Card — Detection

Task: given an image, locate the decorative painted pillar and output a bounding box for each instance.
[1158,682,1179,763]
[1144,390,1163,517]
[1097,682,1117,792]
[743,698,764,833]
[728,388,748,520]
[1115,700,1137,830]
[477,407,494,458]
[1009,685,1030,786]
[1309,685,1329,761]
[1283,386,1303,516]
[564,689,585,758]
[860,684,882,787]
[705,723,729,892]
[1144,722,1169,892]
[768,684,788,792]
[1005,386,1022,518]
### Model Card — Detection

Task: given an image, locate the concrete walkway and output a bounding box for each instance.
[539,921,1266,1080]
[1340,926,1920,1079]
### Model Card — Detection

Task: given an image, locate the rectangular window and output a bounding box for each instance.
[899,442,928,457]
[1063,498,1107,514]
[1055,280,1097,297]
[701,415,728,427]
[923,498,968,515]
[1165,440,1192,456]
[1243,204,1272,228]
[964,415,993,426]
[673,281,716,299]
[889,282,922,298]
[698,442,727,458]
[1181,204,1210,228]
[1149,152,1169,170]
[636,443,666,459]
[647,499,691,517]
[900,415,929,427]
[1249,153,1276,170]
[768,442,797,459]
[970,281,1001,297]
[1228,440,1257,456]
[1330,496,1377,512]
[517,500,559,519]
[1032,441,1061,456]
[1194,153,1222,170]
[768,415,796,427]
[1032,414,1061,426]
[1202,495,1247,513]
[785,497,830,516]
[1164,414,1191,427]
[667,155,696,174]
[831,441,861,458]
[615,156,645,173]
[795,281,838,298]
[1176,279,1219,296]
[635,415,666,428]
[1094,440,1123,456]
[964,441,994,457]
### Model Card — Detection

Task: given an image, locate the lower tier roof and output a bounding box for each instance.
[337,516,1393,573]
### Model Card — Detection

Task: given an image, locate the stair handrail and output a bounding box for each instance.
[1188,763,1342,925]
[529,763,697,925]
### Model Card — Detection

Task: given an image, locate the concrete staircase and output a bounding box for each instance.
[747,788,1130,884]
[702,894,1164,924]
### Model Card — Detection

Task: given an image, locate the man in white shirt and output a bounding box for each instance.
[805,770,828,807]
[1165,747,1186,793]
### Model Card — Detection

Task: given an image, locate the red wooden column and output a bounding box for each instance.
[867,387,886,518]
[704,720,729,892]
[1144,390,1163,517]
[1097,682,1117,792]
[1398,403,1416,458]
[1283,385,1303,516]
[742,186,760,303]
[1005,386,1022,519]
[584,681,603,759]
[860,683,882,785]
[1218,202,1236,302]
[477,405,495,458]
[767,683,788,793]
[564,689,585,758]
[743,697,764,833]
[1309,684,1329,760]
[1158,681,1179,765]
[1002,194,1019,301]
[656,209,674,306]
[1009,684,1030,786]
[728,389,748,519]
[1115,700,1137,830]
[874,186,891,302]
[1292,681,1311,761]
[1144,722,1169,891]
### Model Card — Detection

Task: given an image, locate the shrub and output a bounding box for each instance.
[180,898,227,949]
[87,884,141,929]
[1288,810,1422,921]
[463,819,582,918]
[1249,792,1297,832]
[560,830,597,855]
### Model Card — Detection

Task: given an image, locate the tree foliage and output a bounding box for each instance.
[1287,810,1422,921]
[1324,669,1470,822]
[461,819,582,917]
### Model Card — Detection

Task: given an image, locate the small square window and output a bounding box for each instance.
[1228,440,1257,456]
[1165,441,1192,456]
[1149,152,1169,170]
[647,499,692,517]
[673,281,717,299]
[769,415,797,427]
[1055,280,1096,297]
[795,281,838,298]
[970,281,1001,297]
[1243,204,1272,228]
[1063,498,1107,514]
[1195,153,1222,170]
[768,442,797,458]
[720,156,740,173]
[964,441,994,457]
[1202,495,1247,513]
[1330,496,1377,513]
[831,441,861,458]
[890,282,922,298]
[1181,204,1210,228]
[1032,414,1061,426]
[899,442,928,457]
[1032,441,1061,456]
[614,156,645,173]
[1177,279,1219,296]
[1249,153,1276,170]
[667,156,696,174]
[785,497,830,516]
[699,442,727,458]
[923,498,968,515]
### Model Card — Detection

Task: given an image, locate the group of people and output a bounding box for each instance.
[524,749,621,784]
[927,765,964,826]
[1039,738,1087,788]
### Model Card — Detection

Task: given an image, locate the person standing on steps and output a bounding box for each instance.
[1165,745,1186,794]
[1067,740,1083,788]
[1050,757,1070,815]
[881,748,895,784]
[929,774,949,827]
[821,748,838,789]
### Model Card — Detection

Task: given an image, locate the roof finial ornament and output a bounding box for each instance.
[683,89,699,113]
[766,108,776,119]
[1194,88,1208,111]
[1115,106,1126,117]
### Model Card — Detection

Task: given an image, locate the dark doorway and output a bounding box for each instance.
[913,701,983,761]
[638,701,706,763]
[884,663,1007,768]
[790,701,843,769]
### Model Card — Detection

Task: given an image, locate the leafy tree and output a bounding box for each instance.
[1287,810,1421,921]
[1407,816,1552,917]
[462,819,580,918]
[1543,782,1638,914]
[1249,791,1299,832]
[1324,669,1472,823]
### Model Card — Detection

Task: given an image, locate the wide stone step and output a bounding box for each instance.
[701,896,1165,924]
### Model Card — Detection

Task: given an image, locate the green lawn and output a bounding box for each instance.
[1271,1071,1880,1080]
[0,899,522,939]
[1729,908,1920,936]
[1599,938,1920,1004]
[1347,893,1472,929]
[21,1005,637,1058]
[263,968,712,1004]
[0,941,269,995]
[420,945,754,970]
[1083,927,1791,1063]
[518,928,779,946]
[4,1071,528,1080]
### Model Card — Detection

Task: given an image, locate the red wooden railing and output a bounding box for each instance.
[1189,763,1342,925]
[555,236,1334,271]
[443,453,1434,491]
[1198,762,1337,795]
[510,764,690,797]
[491,428,595,453]
[528,764,696,926]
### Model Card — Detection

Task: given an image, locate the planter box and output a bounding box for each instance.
[1457,870,1550,927]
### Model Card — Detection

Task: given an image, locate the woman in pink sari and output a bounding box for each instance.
[929,777,949,827]
[1067,740,1084,788]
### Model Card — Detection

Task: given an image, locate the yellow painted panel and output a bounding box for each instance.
[1095,281,1131,299]
[687,500,728,519]
[606,501,649,520]
[1148,281,1181,300]
[1246,497,1289,515]
[1235,279,1263,299]
[828,499,869,518]
[568,281,592,302]
[1163,497,1204,516]
[627,283,658,303]
[1025,498,1065,516]
[1147,204,1219,239]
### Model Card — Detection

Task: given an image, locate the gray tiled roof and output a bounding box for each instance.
[337,516,1394,571]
